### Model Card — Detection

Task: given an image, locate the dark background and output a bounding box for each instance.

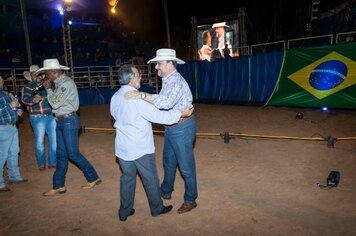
[10,0,350,45]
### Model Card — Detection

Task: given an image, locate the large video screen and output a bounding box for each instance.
[197,19,239,62]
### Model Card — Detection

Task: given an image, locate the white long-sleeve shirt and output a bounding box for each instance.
[110,85,181,161]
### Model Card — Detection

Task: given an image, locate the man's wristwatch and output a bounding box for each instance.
[141,93,146,100]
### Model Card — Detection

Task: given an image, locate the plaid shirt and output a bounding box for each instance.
[152,70,193,112]
[0,88,18,125]
[21,81,52,115]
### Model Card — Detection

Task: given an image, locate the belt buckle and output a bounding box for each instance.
[57,112,74,120]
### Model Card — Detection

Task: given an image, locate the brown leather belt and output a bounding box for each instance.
[166,116,191,128]
[56,112,76,120]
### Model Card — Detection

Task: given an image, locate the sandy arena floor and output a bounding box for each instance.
[1,103,356,236]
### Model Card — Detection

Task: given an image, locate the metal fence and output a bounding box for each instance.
[239,30,356,55]
[2,31,356,94]
[0,60,160,94]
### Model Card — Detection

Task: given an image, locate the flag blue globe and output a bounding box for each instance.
[309,60,347,90]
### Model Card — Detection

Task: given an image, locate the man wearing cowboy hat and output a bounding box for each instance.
[111,64,193,221]
[125,48,198,214]
[38,59,101,196]
[0,75,28,192]
[22,65,57,171]
[212,22,232,58]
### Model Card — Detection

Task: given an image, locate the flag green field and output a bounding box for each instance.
[267,43,356,109]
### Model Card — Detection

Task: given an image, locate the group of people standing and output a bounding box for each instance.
[0,48,199,220]
[0,58,102,195]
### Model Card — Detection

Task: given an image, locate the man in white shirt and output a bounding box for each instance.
[212,22,232,58]
[110,64,193,221]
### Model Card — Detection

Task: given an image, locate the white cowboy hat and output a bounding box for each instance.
[212,22,229,28]
[36,59,70,73]
[23,65,40,81]
[147,48,185,64]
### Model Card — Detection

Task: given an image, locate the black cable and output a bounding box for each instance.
[316,182,334,190]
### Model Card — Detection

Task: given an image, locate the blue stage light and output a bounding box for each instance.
[321,107,329,111]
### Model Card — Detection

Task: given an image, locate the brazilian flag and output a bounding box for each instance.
[267,43,356,109]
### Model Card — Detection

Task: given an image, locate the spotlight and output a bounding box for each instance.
[321,107,329,112]
[296,112,304,119]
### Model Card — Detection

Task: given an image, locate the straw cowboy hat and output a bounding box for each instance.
[212,22,229,28]
[147,48,185,64]
[23,65,39,81]
[36,59,70,73]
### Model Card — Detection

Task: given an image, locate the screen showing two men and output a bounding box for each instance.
[197,20,239,62]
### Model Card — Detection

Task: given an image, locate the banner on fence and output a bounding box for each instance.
[267,43,356,109]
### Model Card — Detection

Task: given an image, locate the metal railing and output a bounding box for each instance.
[235,30,356,55]
[250,40,286,54]
[2,31,356,94]
[287,34,333,49]
[0,62,159,95]
[335,31,356,44]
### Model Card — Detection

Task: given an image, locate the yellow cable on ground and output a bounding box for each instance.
[83,127,221,137]
[336,137,356,140]
[82,126,355,143]
[85,127,115,131]
[230,133,325,141]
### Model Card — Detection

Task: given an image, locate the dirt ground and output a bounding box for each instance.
[1,103,356,236]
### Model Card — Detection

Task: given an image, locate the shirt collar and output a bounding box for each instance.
[53,74,66,85]
[162,70,177,81]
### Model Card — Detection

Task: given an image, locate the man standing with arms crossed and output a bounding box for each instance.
[126,49,198,214]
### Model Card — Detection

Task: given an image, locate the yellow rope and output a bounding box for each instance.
[230,133,325,141]
[82,127,355,142]
[85,127,115,131]
[336,137,356,140]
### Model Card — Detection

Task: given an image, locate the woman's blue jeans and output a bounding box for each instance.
[52,114,99,189]
[161,115,198,203]
[29,114,57,167]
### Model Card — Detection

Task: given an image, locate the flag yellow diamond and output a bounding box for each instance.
[288,51,356,99]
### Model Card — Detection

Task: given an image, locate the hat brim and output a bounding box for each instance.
[36,65,70,74]
[212,24,229,28]
[23,71,32,81]
[147,56,185,64]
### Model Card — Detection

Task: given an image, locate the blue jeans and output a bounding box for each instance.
[161,115,198,203]
[118,153,164,218]
[0,125,23,188]
[29,114,57,167]
[52,114,99,189]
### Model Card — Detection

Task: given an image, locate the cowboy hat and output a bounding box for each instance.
[147,48,185,64]
[36,59,70,73]
[23,65,39,81]
[212,22,229,28]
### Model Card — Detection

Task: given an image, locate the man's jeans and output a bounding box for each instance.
[0,125,23,188]
[30,114,57,167]
[161,115,198,203]
[53,114,99,189]
[118,153,164,218]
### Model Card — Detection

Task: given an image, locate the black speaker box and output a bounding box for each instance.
[327,171,340,187]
